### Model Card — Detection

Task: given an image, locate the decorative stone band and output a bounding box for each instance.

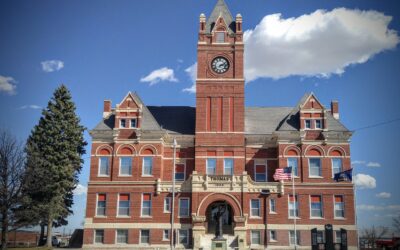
[247,223,357,231]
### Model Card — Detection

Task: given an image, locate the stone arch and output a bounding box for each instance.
[328,146,346,157]
[197,192,242,217]
[283,146,301,157]
[95,145,113,156]
[304,145,325,157]
[116,144,137,155]
[139,144,158,155]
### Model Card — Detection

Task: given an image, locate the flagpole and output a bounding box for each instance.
[292,169,297,250]
[170,138,177,250]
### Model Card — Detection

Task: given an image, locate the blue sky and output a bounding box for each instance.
[1,0,400,233]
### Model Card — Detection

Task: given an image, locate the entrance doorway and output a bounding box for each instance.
[205,201,234,235]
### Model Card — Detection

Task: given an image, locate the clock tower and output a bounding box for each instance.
[195,0,245,174]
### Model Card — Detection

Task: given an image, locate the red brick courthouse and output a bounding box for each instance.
[83,1,357,249]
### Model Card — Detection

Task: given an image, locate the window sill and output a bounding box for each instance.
[310,217,324,219]
[178,216,190,218]
[163,211,171,213]
[94,215,107,218]
[162,239,170,241]
[140,216,153,218]
[269,240,278,243]
[97,175,110,177]
[116,216,131,218]
[309,176,324,179]
[141,175,154,177]
[269,211,277,214]
[334,217,346,220]
[289,217,301,219]
[249,216,262,219]
[118,175,132,177]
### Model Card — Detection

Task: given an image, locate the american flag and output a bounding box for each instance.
[273,167,292,181]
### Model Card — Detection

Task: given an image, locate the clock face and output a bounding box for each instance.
[211,57,229,74]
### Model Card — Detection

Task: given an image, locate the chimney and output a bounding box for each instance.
[331,100,339,119]
[103,100,111,118]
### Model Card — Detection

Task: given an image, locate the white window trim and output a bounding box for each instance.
[164,197,171,213]
[119,157,132,177]
[116,193,130,218]
[115,229,128,244]
[140,193,152,218]
[304,119,312,129]
[130,118,137,128]
[142,156,153,177]
[120,118,127,128]
[95,193,106,217]
[206,158,216,175]
[250,199,261,218]
[315,119,323,130]
[334,195,345,219]
[309,195,324,219]
[269,199,277,214]
[288,195,300,219]
[308,158,322,178]
[139,229,150,245]
[269,230,277,242]
[289,230,300,246]
[94,229,104,244]
[287,157,299,177]
[250,230,262,245]
[178,198,190,218]
[178,229,189,245]
[253,160,267,182]
[98,157,110,177]
[331,158,343,178]
[223,158,234,175]
[175,162,186,181]
[162,229,170,241]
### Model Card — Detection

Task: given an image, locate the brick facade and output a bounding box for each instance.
[83,1,357,249]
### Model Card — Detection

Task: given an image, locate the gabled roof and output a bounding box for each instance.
[147,106,196,134]
[206,0,236,35]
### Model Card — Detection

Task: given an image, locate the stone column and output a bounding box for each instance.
[192,215,206,249]
[234,215,247,249]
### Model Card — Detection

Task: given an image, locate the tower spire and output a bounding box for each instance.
[206,0,235,34]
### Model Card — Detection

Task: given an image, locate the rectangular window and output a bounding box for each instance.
[335,231,341,243]
[116,229,128,244]
[251,230,261,245]
[94,229,104,244]
[179,229,189,244]
[120,119,126,128]
[250,199,260,217]
[206,158,216,175]
[164,197,171,213]
[163,230,170,241]
[310,195,323,218]
[317,230,324,243]
[270,230,277,241]
[216,32,225,43]
[179,198,190,217]
[96,194,106,216]
[309,158,322,177]
[287,158,298,176]
[175,164,185,181]
[142,157,153,176]
[334,195,345,218]
[118,194,130,216]
[140,229,150,244]
[332,158,342,177]
[315,119,322,129]
[141,193,152,216]
[289,230,300,245]
[130,118,137,128]
[224,158,234,175]
[255,164,266,182]
[288,195,299,218]
[98,157,109,176]
[305,119,311,129]
[269,199,276,213]
[119,157,132,176]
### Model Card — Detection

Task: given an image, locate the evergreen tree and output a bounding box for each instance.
[23,85,86,247]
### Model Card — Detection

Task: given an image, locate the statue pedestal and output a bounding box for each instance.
[211,238,227,250]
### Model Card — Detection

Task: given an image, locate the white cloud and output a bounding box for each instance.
[354,173,376,189]
[140,67,178,86]
[358,204,400,211]
[41,60,64,72]
[376,192,391,199]
[73,184,87,196]
[244,8,399,82]
[0,75,17,95]
[19,105,42,110]
[182,62,197,93]
[367,161,381,167]
[352,160,366,165]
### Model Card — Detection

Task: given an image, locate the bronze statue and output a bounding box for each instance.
[213,202,227,239]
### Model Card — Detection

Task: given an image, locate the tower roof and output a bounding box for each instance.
[206,0,236,35]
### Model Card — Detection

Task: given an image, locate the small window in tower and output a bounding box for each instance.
[216,32,225,43]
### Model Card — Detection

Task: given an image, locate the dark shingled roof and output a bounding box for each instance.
[206,0,236,35]
[147,106,196,135]
[245,107,294,134]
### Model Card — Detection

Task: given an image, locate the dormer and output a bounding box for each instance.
[212,15,229,44]
[114,92,143,130]
[298,93,327,131]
